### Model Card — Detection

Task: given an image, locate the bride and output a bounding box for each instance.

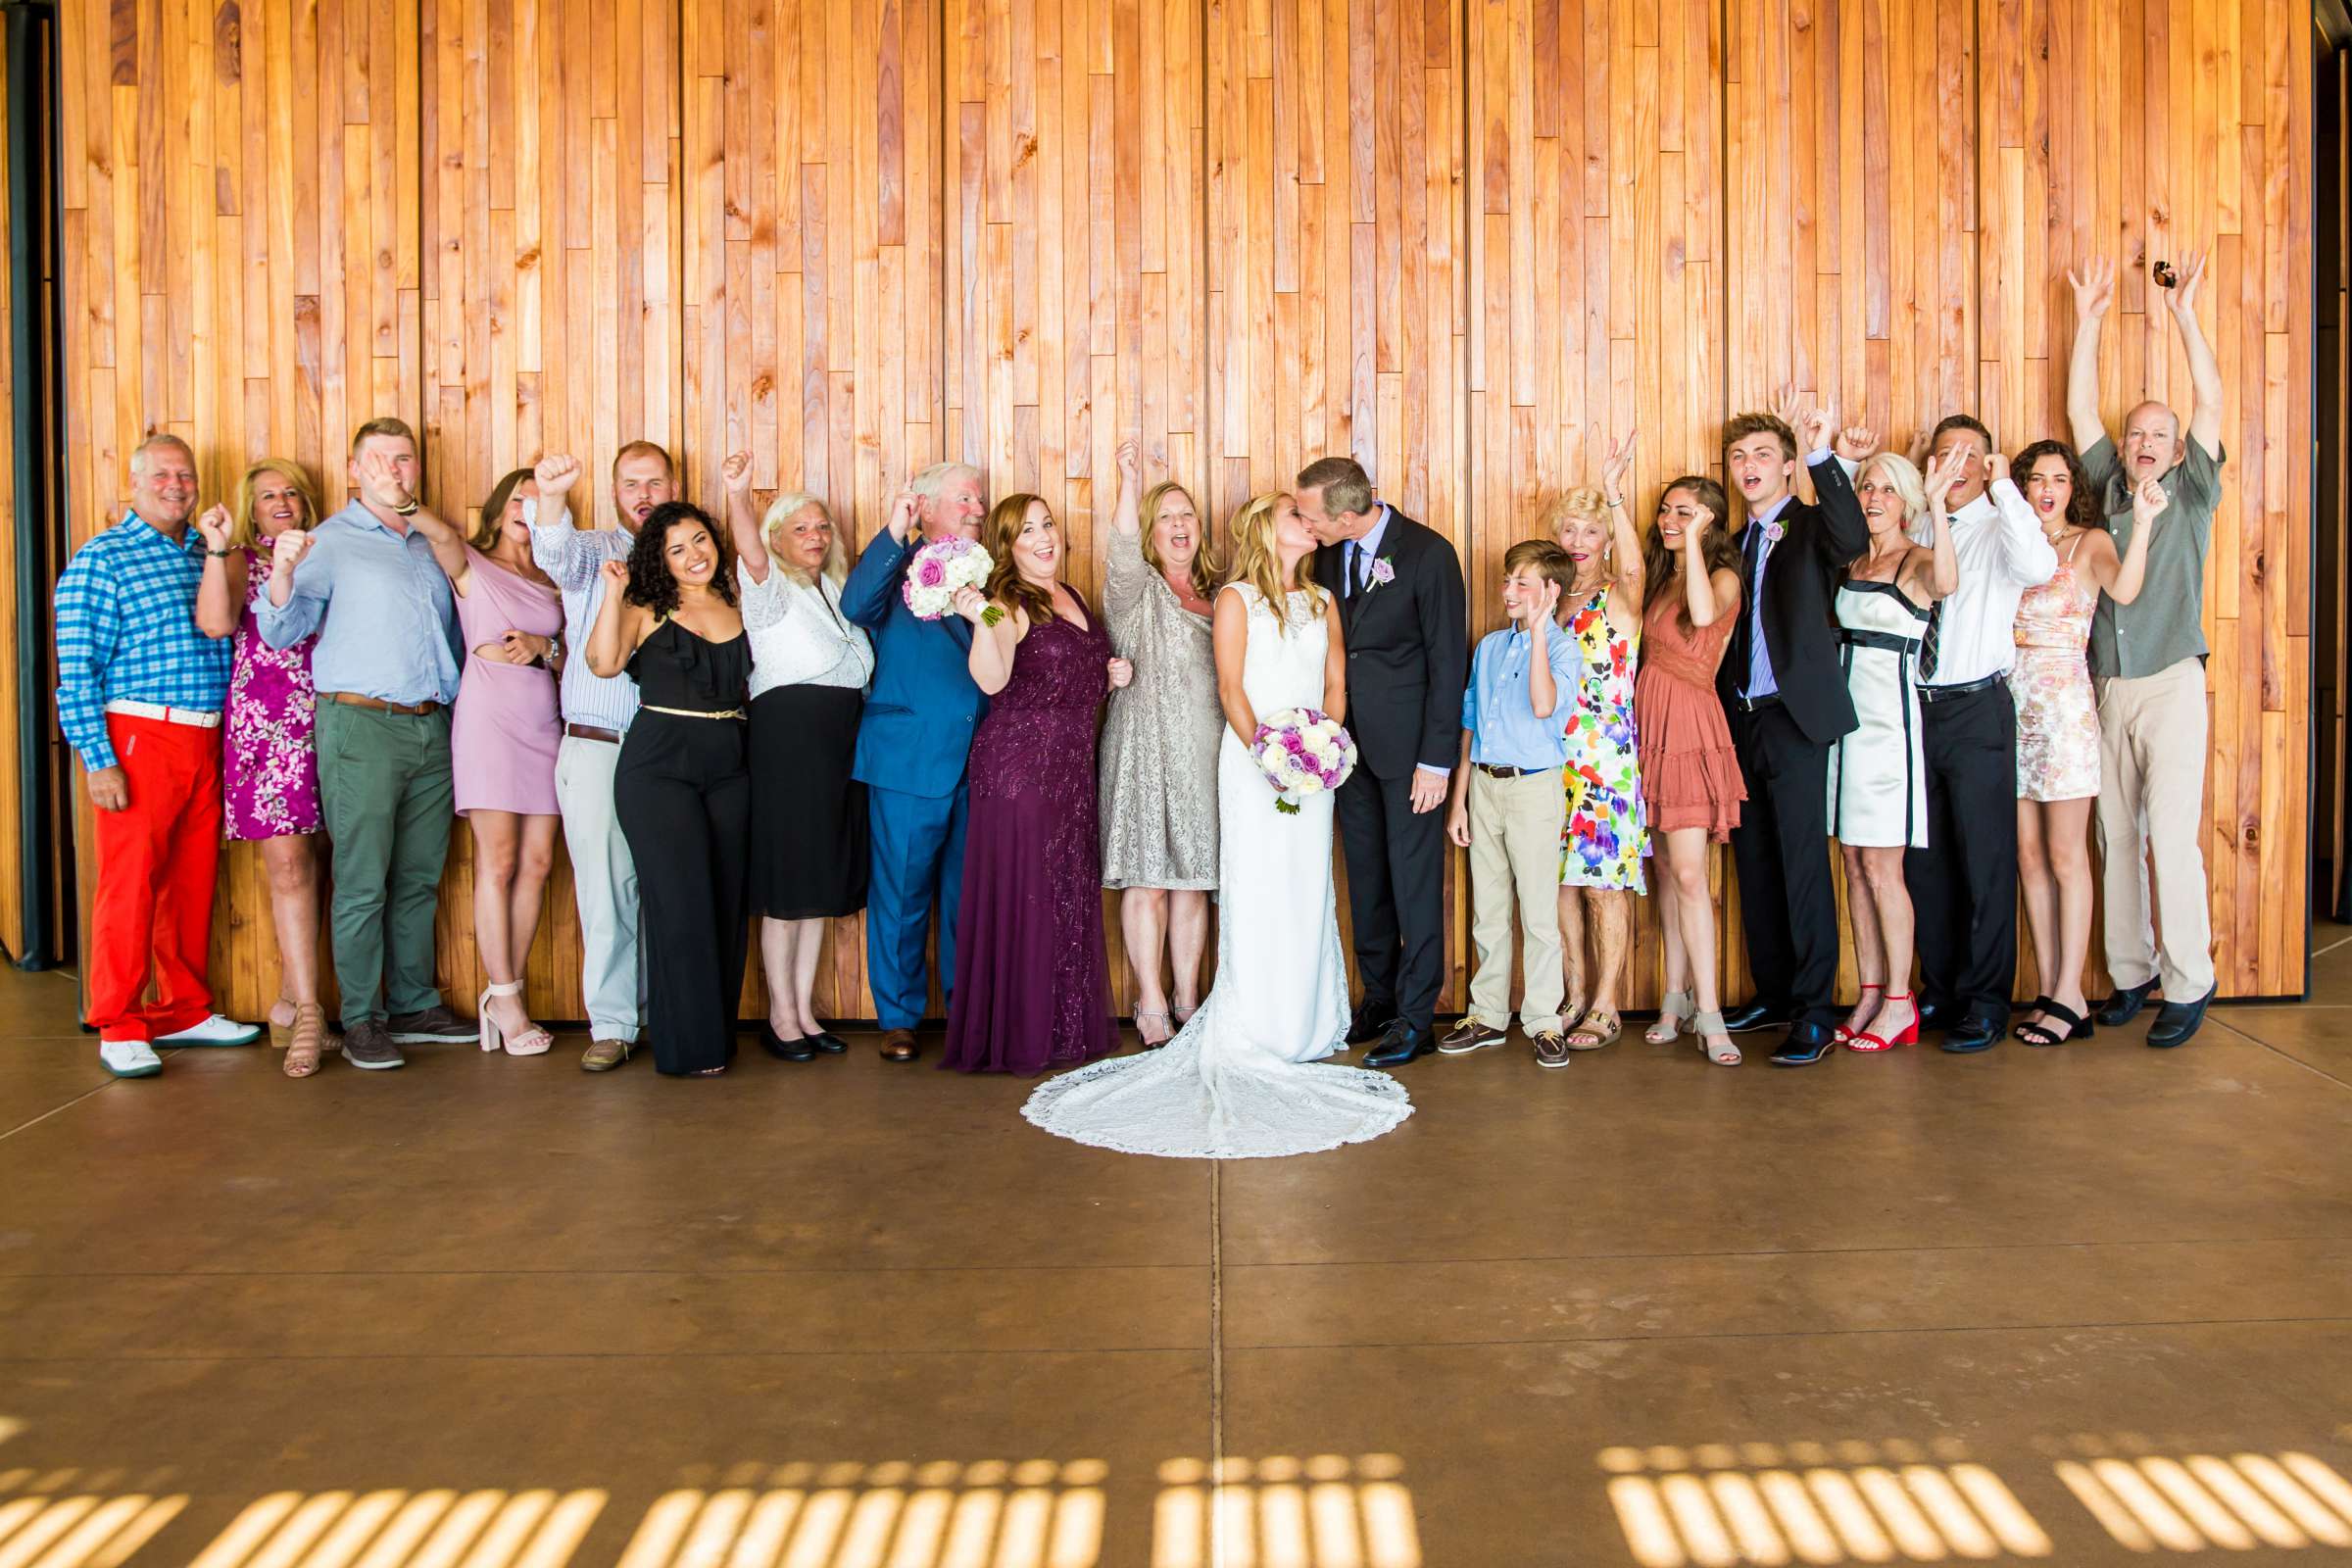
[1022,492,1414,1158]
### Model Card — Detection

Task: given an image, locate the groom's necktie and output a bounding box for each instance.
[1343,540,1358,599]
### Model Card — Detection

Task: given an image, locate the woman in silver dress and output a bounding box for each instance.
[1098,439,1224,1045]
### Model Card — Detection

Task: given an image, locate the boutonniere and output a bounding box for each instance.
[1757,519,1785,545]
[1368,556,1396,588]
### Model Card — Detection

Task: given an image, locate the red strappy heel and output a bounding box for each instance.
[1833,983,1884,1045]
[1850,991,1919,1053]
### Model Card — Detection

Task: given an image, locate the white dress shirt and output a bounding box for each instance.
[525,498,641,733]
[1905,476,2058,688]
[741,563,875,700]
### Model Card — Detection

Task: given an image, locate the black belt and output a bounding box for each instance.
[1729,692,1782,712]
[1475,762,1553,779]
[1916,672,2007,703]
[1838,629,1922,656]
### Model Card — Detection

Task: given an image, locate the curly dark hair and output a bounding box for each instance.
[2012,439,2098,531]
[622,501,738,617]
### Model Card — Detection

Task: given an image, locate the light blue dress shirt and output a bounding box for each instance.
[1739,492,1797,701]
[257,501,461,706]
[1340,506,1394,596]
[526,500,642,733]
[1461,620,1584,769]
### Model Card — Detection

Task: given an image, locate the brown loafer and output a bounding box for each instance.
[581,1038,632,1072]
[1532,1030,1572,1070]
[1438,1017,1508,1055]
[879,1028,920,1063]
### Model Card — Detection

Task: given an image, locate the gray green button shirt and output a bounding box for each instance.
[2084,433,2227,680]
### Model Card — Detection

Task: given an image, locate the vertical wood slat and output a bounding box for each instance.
[44,0,2315,1014]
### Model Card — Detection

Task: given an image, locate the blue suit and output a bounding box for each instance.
[842,530,989,1030]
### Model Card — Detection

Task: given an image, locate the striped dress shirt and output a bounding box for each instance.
[53,514,233,771]
[526,499,641,733]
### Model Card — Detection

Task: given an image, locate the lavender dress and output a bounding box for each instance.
[941,602,1119,1075]
[453,549,564,815]
[224,539,322,841]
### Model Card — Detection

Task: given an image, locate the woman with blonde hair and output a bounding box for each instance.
[1827,445,1960,1053]
[941,493,1132,1074]
[1549,449,1647,1053]
[194,459,329,1075]
[407,466,566,1059]
[721,457,874,1060]
[1098,441,1223,1044]
[1023,491,1412,1158]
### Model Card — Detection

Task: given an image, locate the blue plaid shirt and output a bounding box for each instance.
[53,514,233,771]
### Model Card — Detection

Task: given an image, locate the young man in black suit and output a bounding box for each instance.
[1716,404,1872,1065]
[1297,457,1469,1068]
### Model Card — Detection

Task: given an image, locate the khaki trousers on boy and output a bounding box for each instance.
[1465,764,1568,1034]
[2094,659,2217,1000]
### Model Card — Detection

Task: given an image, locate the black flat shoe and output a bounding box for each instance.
[1938,1015,2002,1054]
[1346,1004,1398,1047]
[1768,1021,1836,1066]
[760,1025,816,1063]
[2097,979,2159,1027]
[808,1031,850,1054]
[1722,1002,1791,1034]
[1363,1022,1434,1068]
[2146,986,2216,1049]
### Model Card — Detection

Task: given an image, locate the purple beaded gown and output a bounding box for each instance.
[941,599,1119,1075]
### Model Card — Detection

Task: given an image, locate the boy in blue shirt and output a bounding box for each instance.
[1443,539,1585,1067]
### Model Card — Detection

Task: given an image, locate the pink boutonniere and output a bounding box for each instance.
[1761,520,1786,544]
[1368,556,1396,587]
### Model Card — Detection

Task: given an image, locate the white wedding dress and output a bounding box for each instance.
[1022,583,1414,1158]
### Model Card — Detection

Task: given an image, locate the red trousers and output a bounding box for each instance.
[88,713,222,1042]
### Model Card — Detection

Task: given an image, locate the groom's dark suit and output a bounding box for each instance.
[1313,507,1468,1038]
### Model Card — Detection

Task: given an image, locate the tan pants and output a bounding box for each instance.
[2094,660,2217,998]
[1466,765,1568,1033]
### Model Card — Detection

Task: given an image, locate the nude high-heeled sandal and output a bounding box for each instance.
[479,980,554,1056]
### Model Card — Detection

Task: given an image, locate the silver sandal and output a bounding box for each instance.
[1645,989,1693,1044]
[1693,1009,1740,1065]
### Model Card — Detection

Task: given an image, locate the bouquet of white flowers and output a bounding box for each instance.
[901,536,1000,623]
[1250,708,1358,815]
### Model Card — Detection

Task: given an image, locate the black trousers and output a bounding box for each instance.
[1728,702,1840,1024]
[614,711,753,1075]
[1335,765,1448,1033]
[1904,681,2020,1024]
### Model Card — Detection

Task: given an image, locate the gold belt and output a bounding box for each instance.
[642,704,745,720]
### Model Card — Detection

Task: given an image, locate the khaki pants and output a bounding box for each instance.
[1466,765,1568,1034]
[2094,660,2217,998]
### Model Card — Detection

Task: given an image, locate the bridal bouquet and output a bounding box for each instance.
[1252,709,1357,815]
[902,535,1002,624]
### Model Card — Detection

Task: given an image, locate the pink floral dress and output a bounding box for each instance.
[223,538,322,840]
[2012,533,2100,803]
[1560,585,1647,892]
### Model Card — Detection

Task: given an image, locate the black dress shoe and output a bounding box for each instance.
[1346,1003,1398,1047]
[2097,979,2159,1027]
[2146,986,2217,1049]
[1938,1015,2001,1054]
[1722,1001,1791,1034]
[1362,1021,1434,1068]
[1768,1020,1836,1066]
[760,1025,816,1062]
[808,1031,850,1054]
[1915,997,1956,1033]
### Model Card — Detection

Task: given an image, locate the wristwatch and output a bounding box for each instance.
[542,633,563,665]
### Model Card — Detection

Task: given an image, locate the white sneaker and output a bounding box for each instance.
[155,1013,264,1047]
[99,1041,163,1078]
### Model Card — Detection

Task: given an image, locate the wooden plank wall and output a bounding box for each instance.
[49,0,2315,1017]
[0,49,21,960]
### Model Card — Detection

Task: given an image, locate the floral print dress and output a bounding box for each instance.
[1560,585,1646,892]
[223,538,322,840]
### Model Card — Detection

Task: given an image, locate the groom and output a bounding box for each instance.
[1298,458,1469,1068]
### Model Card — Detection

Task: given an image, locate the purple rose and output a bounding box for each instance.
[916,558,946,587]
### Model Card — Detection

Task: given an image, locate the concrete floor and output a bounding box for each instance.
[3,939,2350,1568]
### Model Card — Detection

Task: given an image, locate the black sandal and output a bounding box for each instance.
[2010,995,2054,1043]
[2016,1001,2094,1047]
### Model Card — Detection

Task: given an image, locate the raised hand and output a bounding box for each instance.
[2131,474,2170,531]
[2166,244,2209,318]
[1115,437,1142,484]
[1794,400,1836,457]
[1833,424,1880,465]
[1600,429,1638,506]
[270,528,315,575]
[1536,576,1564,625]
[887,488,921,544]
[951,584,992,625]
[599,558,630,591]
[1106,657,1135,689]
[721,451,753,498]
[1767,380,1802,431]
[2068,255,2116,321]
[1923,449,1963,511]
[533,454,582,501]
[356,445,410,507]
[1986,449,2011,485]
[193,503,234,553]
[1680,503,1717,549]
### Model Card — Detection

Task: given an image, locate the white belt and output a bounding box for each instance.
[106,700,221,728]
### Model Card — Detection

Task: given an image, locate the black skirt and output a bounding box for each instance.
[747,683,869,919]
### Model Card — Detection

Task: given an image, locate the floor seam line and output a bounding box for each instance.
[2208,1013,2352,1090]
[0,1078,130,1144]
[1208,1159,1226,1568]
